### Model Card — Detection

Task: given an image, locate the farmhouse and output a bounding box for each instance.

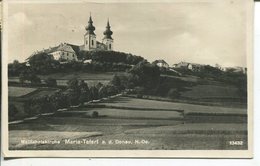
[172,61,189,68]
[173,62,204,71]
[222,66,247,74]
[30,15,114,62]
[152,59,169,68]
[187,63,204,71]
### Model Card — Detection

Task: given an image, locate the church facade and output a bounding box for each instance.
[83,15,113,51]
[31,15,114,62]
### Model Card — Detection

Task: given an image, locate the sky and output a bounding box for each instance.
[6,0,249,67]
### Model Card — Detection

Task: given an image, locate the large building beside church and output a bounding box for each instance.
[30,15,114,62]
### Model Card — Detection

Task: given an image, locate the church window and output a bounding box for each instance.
[109,44,111,49]
[86,40,88,45]
[92,40,94,46]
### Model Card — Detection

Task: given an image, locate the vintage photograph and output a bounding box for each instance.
[2,0,253,157]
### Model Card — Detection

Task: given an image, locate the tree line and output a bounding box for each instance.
[9,78,120,120]
[8,51,145,76]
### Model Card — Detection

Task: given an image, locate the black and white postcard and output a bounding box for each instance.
[1,0,254,158]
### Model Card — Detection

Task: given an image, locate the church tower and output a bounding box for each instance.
[102,19,113,51]
[84,15,97,51]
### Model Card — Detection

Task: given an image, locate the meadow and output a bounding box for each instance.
[9,96,247,150]
[8,69,248,150]
[8,71,120,87]
[9,116,247,150]
[8,87,37,97]
[99,97,246,114]
[180,84,239,98]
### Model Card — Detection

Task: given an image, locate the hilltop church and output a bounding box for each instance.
[31,15,114,62]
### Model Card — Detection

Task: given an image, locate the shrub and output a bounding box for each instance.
[30,75,41,85]
[45,77,57,87]
[167,88,180,99]
[91,111,99,118]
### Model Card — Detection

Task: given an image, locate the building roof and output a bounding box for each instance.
[85,15,96,35]
[174,62,205,68]
[29,43,80,59]
[103,20,113,40]
[174,62,189,67]
[153,59,168,64]
[66,43,80,54]
[188,63,204,67]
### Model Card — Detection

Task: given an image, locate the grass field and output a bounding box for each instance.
[55,79,110,86]
[9,86,59,100]
[8,76,248,150]
[38,72,124,80]
[9,71,121,86]
[58,108,183,120]
[124,123,247,135]
[9,86,60,121]
[9,95,248,150]
[10,72,122,81]
[9,116,247,150]
[99,97,246,114]
[161,75,200,83]
[22,88,59,99]
[180,84,239,99]
[9,87,37,97]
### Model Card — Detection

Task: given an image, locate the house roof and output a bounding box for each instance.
[153,59,168,64]
[45,43,80,54]
[174,61,189,67]
[188,63,203,67]
[66,43,80,54]
[174,62,204,68]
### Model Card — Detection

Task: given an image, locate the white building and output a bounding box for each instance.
[173,62,204,71]
[187,63,204,71]
[30,15,114,63]
[152,59,169,68]
[223,66,247,74]
[48,43,78,61]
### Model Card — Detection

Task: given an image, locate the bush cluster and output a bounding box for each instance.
[19,78,120,118]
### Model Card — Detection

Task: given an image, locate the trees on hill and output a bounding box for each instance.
[28,52,59,74]
[78,50,144,65]
[128,61,160,90]
[45,77,57,87]
[9,51,145,76]
[8,60,28,76]
[111,61,161,95]
[65,78,119,105]
[19,71,41,85]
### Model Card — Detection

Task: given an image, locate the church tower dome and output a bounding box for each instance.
[102,19,114,51]
[103,20,113,39]
[85,15,96,35]
[84,14,97,51]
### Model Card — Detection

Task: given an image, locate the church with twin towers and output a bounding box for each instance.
[84,14,114,51]
[31,14,114,62]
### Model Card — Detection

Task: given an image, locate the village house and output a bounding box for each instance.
[172,61,189,68]
[187,63,204,71]
[29,15,114,62]
[152,59,169,68]
[222,66,247,74]
[173,62,204,71]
